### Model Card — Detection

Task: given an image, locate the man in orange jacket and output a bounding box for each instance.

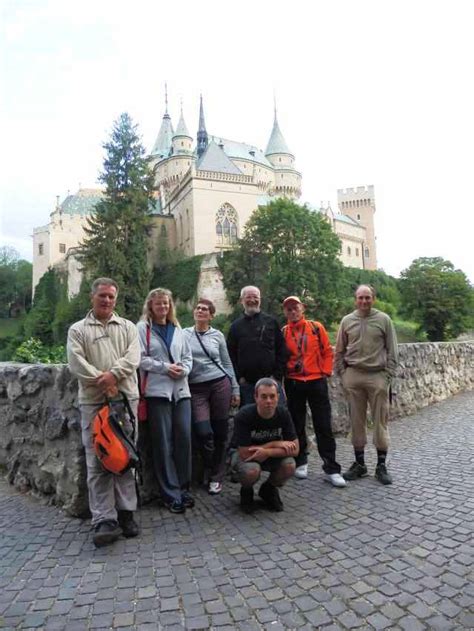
[282,296,346,487]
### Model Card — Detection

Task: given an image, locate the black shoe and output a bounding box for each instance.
[93,520,121,548]
[181,491,195,508]
[258,481,284,512]
[375,463,393,485]
[165,499,186,514]
[240,486,255,514]
[343,462,368,481]
[118,511,139,538]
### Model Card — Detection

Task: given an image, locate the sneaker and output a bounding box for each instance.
[343,462,368,481]
[375,463,393,485]
[294,464,308,479]
[240,486,255,513]
[165,499,186,514]
[181,491,195,508]
[258,481,284,512]
[93,520,121,547]
[118,511,139,538]
[208,481,222,495]
[325,473,347,488]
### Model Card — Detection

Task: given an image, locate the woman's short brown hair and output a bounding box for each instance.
[195,297,216,316]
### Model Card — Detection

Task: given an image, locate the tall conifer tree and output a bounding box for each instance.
[80,113,155,319]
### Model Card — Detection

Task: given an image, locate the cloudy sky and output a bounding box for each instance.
[2,0,473,281]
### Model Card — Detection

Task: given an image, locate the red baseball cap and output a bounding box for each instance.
[283,296,304,307]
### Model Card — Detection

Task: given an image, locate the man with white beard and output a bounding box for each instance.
[227,286,287,406]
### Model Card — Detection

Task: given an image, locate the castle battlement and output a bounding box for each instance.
[337,185,374,198]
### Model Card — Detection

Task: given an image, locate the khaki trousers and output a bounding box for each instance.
[80,400,138,526]
[342,368,390,450]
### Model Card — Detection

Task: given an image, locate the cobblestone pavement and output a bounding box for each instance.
[1,391,473,631]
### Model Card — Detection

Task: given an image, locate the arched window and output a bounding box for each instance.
[216,204,239,245]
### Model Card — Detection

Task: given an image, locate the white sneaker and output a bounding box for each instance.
[208,481,222,495]
[325,473,347,487]
[295,464,308,479]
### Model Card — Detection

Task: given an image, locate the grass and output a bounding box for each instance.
[0,317,24,339]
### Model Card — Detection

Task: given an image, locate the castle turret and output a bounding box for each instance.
[196,95,208,159]
[151,87,174,160]
[265,106,301,198]
[337,185,377,270]
[172,103,193,155]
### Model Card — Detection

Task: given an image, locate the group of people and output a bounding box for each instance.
[67,278,398,547]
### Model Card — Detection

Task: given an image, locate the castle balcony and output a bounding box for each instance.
[194,170,253,184]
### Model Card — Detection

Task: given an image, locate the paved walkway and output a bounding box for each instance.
[1,391,473,631]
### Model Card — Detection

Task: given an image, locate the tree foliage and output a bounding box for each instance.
[22,268,62,346]
[399,257,473,341]
[80,112,155,320]
[219,199,344,325]
[0,246,32,317]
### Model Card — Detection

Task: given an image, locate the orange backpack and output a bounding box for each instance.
[92,393,140,475]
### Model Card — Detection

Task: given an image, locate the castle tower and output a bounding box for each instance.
[151,86,174,160]
[171,103,193,155]
[265,106,301,198]
[337,185,377,270]
[196,95,208,159]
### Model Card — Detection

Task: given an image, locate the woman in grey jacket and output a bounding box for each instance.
[183,298,240,495]
[138,288,193,514]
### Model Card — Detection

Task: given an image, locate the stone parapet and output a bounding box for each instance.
[0,341,472,515]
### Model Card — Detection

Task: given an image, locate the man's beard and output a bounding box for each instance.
[244,306,261,316]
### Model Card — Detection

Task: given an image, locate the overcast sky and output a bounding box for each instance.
[1,0,473,282]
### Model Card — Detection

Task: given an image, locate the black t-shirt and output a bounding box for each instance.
[233,404,297,447]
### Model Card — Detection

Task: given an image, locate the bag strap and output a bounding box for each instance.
[193,328,231,380]
[139,324,151,395]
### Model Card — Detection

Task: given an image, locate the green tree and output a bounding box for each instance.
[0,246,32,316]
[80,112,155,320]
[23,268,62,345]
[219,199,344,325]
[399,257,473,341]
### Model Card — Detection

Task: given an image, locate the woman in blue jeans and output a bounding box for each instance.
[138,288,193,514]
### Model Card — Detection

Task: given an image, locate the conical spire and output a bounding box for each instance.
[265,103,292,156]
[151,84,174,159]
[196,94,208,159]
[174,101,191,139]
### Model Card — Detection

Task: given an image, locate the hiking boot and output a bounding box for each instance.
[343,462,368,481]
[208,481,223,495]
[93,520,121,548]
[118,511,139,538]
[181,491,195,508]
[294,464,308,479]
[375,463,393,485]
[240,486,255,513]
[165,499,186,514]
[324,473,347,488]
[258,481,284,512]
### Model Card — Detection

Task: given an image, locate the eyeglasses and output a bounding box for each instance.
[195,306,210,311]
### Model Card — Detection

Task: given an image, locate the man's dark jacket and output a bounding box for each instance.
[227,312,287,384]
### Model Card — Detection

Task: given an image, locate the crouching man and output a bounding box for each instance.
[233,378,299,513]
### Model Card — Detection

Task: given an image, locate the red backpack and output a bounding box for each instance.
[92,393,140,475]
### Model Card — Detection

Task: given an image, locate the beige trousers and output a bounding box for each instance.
[342,367,390,450]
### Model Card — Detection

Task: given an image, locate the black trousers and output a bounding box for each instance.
[285,377,341,473]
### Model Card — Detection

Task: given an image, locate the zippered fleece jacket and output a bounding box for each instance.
[67,310,140,404]
[335,308,399,377]
[183,327,240,395]
[137,320,192,402]
[283,318,333,381]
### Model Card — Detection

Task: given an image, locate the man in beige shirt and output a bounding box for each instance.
[67,277,140,547]
[335,285,398,485]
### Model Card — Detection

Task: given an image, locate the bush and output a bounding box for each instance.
[12,338,67,364]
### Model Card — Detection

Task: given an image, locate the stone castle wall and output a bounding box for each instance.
[0,341,472,516]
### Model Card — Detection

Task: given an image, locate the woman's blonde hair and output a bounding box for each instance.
[141,287,179,326]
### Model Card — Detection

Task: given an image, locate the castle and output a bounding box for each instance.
[32,94,377,300]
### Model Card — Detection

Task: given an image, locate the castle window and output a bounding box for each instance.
[160,224,167,237]
[356,248,359,256]
[38,244,44,255]
[59,243,66,253]
[365,247,370,259]
[216,203,239,245]
[347,246,351,255]
[357,214,361,220]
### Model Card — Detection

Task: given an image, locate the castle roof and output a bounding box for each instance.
[174,108,191,139]
[197,141,243,175]
[265,111,292,157]
[151,112,174,159]
[334,213,362,226]
[208,136,272,168]
[58,189,103,216]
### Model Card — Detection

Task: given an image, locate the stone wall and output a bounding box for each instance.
[0,341,472,516]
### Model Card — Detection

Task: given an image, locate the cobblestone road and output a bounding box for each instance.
[1,391,473,630]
